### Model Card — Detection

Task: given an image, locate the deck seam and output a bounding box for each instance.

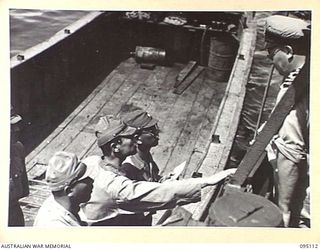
[160,73,206,173]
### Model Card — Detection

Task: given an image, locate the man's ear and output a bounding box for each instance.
[133,133,142,144]
[136,136,143,145]
[284,45,294,61]
[64,186,73,197]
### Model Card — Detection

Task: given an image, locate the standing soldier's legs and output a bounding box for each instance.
[289,159,308,227]
[276,151,307,227]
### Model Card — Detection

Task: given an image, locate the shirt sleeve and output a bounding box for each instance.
[110,175,203,212]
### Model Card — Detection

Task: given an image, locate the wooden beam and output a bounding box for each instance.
[174,60,197,88]
[173,66,205,95]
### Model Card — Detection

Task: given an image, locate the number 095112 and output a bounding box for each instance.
[300,244,319,248]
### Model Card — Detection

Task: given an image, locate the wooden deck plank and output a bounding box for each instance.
[64,131,96,160]
[183,77,228,178]
[164,72,217,174]
[174,61,197,88]
[120,65,173,116]
[145,63,184,120]
[173,66,205,95]
[153,70,204,174]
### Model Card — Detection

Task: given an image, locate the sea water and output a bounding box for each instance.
[9,9,89,58]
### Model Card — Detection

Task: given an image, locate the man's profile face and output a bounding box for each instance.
[138,125,160,147]
[267,44,292,76]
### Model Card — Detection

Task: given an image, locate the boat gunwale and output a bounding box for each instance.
[191,17,258,222]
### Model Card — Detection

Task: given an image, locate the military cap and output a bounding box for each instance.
[95,116,136,147]
[121,110,158,130]
[265,15,310,48]
[46,151,97,191]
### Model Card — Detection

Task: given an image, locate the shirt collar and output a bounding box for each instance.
[100,158,124,175]
[125,153,154,170]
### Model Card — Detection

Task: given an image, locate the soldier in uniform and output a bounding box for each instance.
[9,108,29,226]
[120,110,162,225]
[34,151,95,227]
[120,110,161,182]
[264,14,310,227]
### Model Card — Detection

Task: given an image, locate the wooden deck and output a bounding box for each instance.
[21,57,229,225]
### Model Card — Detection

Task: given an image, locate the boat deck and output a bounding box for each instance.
[21,57,229,225]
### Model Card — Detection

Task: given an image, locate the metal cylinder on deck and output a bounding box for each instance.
[133,46,166,64]
[208,34,239,82]
[208,191,283,227]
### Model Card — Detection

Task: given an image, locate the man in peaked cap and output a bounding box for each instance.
[80,116,236,226]
[94,116,137,161]
[33,151,95,226]
[8,108,29,226]
[120,110,161,225]
[264,14,310,227]
[121,110,161,183]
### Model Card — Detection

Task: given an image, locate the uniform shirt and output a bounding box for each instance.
[34,195,84,227]
[271,65,309,163]
[9,141,29,202]
[80,156,202,224]
[120,153,161,225]
[121,153,161,182]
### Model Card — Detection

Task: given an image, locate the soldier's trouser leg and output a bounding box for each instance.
[8,201,25,226]
[289,159,308,227]
[276,152,308,227]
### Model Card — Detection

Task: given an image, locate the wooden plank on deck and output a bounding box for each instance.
[153,70,204,174]
[165,72,215,173]
[173,66,205,95]
[174,60,197,88]
[121,65,172,116]
[182,77,228,178]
